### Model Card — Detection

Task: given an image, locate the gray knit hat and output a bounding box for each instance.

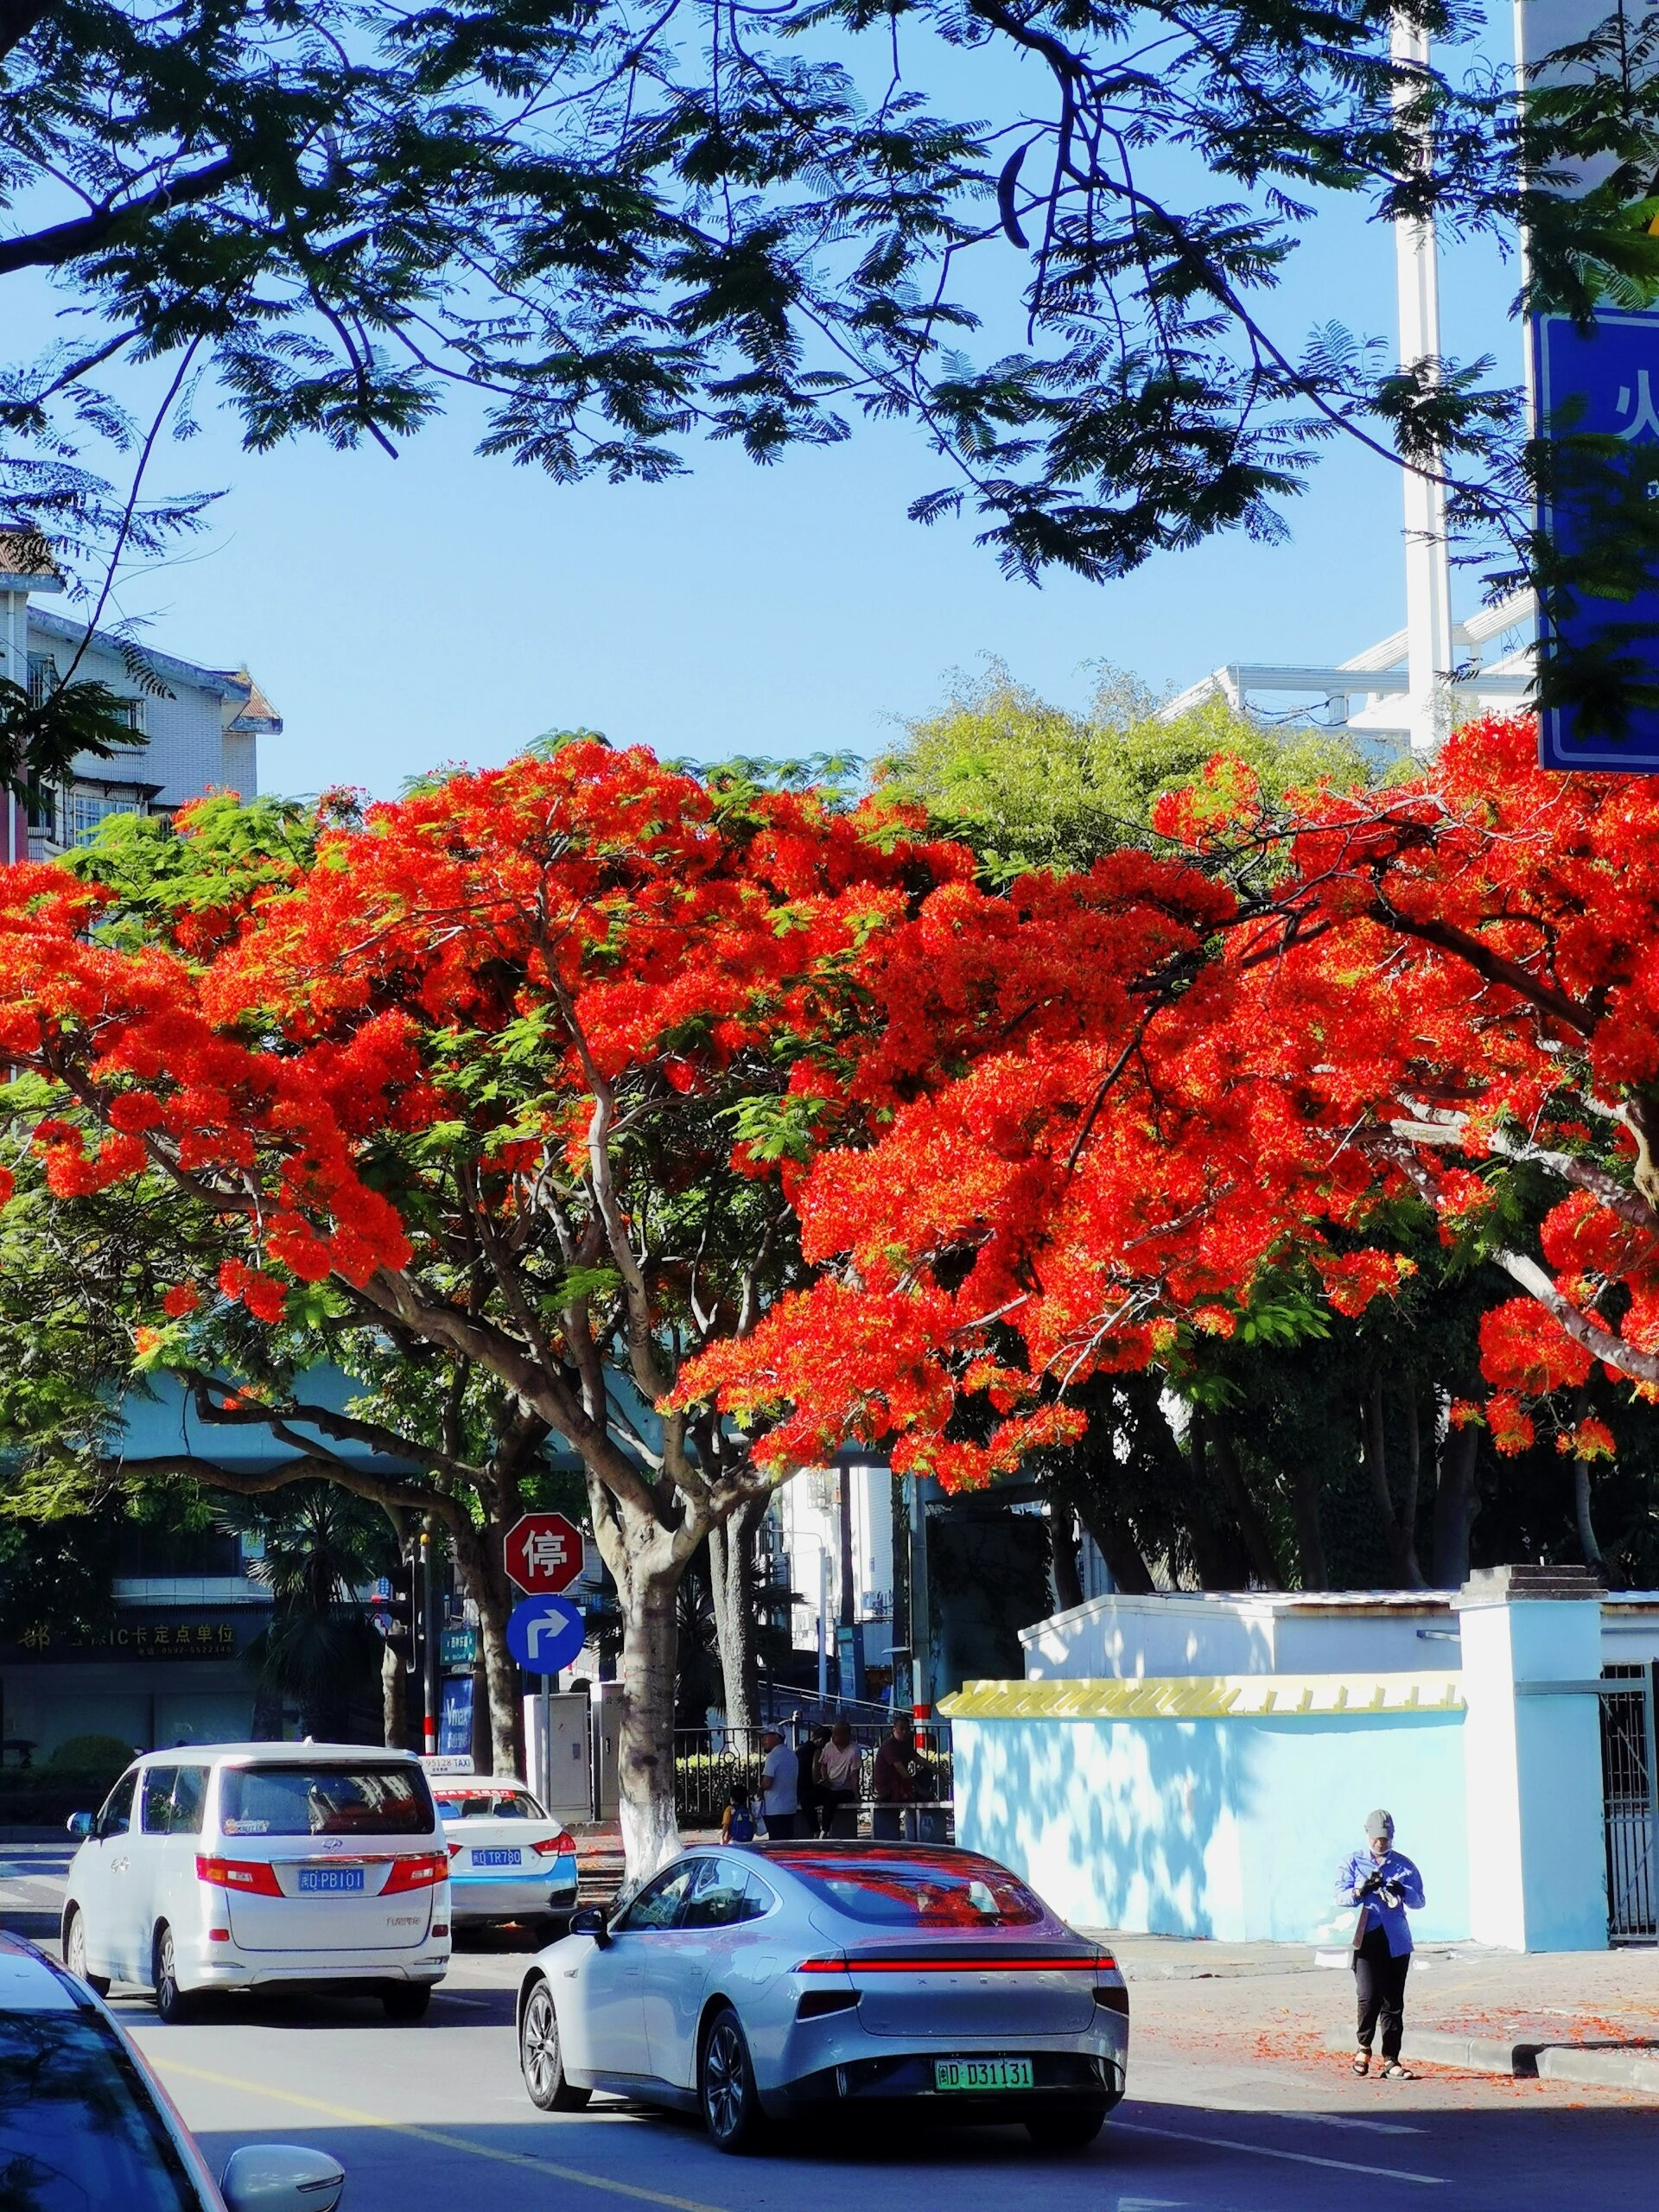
[1364,1808,1395,1840]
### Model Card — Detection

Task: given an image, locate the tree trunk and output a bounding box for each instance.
[381,1639,406,1751]
[1363,1373,1427,1589]
[709,1495,766,1732]
[1049,1502,1084,1612]
[838,1465,856,1628]
[1289,1463,1328,1591]
[616,1562,683,1882]
[1430,1416,1480,1589]
[1571,1389,1609,1582]
[1201,1413,1284,1589]
[453,1520,524,1779]
[1071,1491,1155,1594]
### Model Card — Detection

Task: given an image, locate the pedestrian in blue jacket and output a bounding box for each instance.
[1336,1808,1426,2078]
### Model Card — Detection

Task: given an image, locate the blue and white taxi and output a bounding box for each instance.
[434,1778,579,1939]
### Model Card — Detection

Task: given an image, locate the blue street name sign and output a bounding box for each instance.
[506,1593,586,1675]
[1534,311,1659,772]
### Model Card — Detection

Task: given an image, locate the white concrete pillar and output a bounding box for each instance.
[1453,1565,1608,1949]
[1391,17,1454,757]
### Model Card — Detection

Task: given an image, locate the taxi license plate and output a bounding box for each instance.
[474,1848,522,1868]
[298,1867,365,1893]
[933,2059,1033,2093]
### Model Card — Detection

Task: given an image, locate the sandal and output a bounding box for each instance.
[1379,2062,1416,2080]
[1351,2054,1370,2075]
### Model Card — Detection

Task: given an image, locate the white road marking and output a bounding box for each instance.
[1115,2118,1446,2186]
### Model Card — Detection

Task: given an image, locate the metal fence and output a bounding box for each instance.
[1600,1663,1659,1943]
[672,1718,953,1837]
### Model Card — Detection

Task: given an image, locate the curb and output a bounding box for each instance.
[1322,2025,1659,2090]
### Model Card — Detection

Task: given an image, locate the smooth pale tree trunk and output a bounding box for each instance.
[617,1568,683,1881]
[381,1640,406,1751]
[838,1466,856,1627]
[709,1497,766,1732]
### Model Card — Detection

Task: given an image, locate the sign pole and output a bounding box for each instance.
[539,1669,551,1801]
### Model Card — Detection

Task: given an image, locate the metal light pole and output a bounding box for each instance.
[1392,16,1455,755]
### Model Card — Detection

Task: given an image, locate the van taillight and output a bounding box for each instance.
[195,1854,282,1896]
[382,1852,450,1895]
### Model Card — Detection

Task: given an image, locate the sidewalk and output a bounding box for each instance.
[1083,1926,1659,2094]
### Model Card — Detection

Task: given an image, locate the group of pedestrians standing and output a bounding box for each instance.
[721,1713,931,1843]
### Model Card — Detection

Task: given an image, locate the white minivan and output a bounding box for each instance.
[61,1741,451,2023]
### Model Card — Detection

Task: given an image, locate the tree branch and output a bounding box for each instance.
[0,156,243,276]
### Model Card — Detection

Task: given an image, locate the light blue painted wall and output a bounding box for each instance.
[954,1710,1470,1943]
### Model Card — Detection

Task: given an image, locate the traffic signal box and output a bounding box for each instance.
[379,1553,421,1678]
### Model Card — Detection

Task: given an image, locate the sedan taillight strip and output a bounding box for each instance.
[838,1953,1106,1971]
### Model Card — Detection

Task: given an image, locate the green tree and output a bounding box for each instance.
[219,1484,393,1742]
[878,662,1372,878]
[6,0,1659,791]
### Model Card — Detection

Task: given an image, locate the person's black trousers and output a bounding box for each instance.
[1353,1927,1410,2059]
[763,1811,798,1840]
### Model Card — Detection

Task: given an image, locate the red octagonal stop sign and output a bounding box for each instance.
[504,1511,585,1595]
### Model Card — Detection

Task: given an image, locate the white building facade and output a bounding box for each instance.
[0,530,279,864]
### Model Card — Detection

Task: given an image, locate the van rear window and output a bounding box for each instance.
[219,1764,434,1837]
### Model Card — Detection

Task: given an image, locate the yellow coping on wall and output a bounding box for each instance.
[936,1672,1465,1721]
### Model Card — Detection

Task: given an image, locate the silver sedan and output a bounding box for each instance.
[516,1840,1128,2154]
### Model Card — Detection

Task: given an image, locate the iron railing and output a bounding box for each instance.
[672,1719,953,1836]
[1600,1664,1659,1943]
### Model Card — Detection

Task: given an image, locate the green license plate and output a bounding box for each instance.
[933,2058,1033,2093]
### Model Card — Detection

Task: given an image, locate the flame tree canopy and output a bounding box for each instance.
[683,717,1659,1486]
[0,737,1225,1870]
[6,719,1659,1862]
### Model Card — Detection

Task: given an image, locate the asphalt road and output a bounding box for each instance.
[4,1846,1655,2212]
[106,1942,1659,2212]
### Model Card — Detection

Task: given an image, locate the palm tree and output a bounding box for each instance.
[219,1487,393,1741]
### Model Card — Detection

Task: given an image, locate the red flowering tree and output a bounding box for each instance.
[0,747,991,1872]
[683,717,1659,1543]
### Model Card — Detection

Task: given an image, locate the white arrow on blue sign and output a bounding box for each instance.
[506,1593,586,1675]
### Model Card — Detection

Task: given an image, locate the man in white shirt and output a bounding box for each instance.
[759,1727,799,1840]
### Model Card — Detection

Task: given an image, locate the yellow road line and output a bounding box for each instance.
[155,2060,729,2212]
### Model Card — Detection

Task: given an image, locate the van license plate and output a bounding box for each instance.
[933,2059,1033,2092]
[298,1866,365,1893]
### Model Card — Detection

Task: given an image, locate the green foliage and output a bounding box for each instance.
[44,1733,136,1777]
[877,661,1373,876]
[7,0,1659,747]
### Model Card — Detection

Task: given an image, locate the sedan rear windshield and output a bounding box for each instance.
[219,1764,434,1838]
[435,1789,547,1821]
[779,1851,1044,1927]
[0,2010,203,2210]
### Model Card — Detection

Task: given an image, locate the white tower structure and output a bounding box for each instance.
[1392,16,1456,757]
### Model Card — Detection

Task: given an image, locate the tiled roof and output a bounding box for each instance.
[0,527,60,582]
[218,665,283,733]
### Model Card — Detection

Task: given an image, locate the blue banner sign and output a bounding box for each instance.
[1534,311,1659,772]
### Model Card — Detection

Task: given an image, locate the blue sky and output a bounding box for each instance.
[29,36,1525,802]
